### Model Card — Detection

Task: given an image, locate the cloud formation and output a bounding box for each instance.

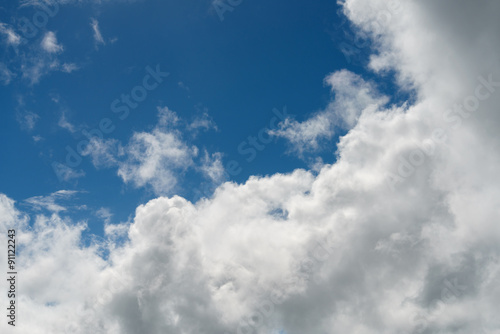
[0,23,21,46]
[270,69,388,156]
[2,1,500,334]
[41,31,63,53]
[90,18,105,47]
[24,190,81,213]
[82,107,222,196]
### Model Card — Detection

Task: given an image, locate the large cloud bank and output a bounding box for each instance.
[2,0,500,333]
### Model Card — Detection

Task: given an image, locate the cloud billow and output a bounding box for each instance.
[2,0,500,333]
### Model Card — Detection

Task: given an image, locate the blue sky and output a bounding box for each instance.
[0,0,369,233]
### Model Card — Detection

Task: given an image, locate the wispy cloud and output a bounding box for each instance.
[90,18,105,48]
[270,70,388,157]
[17,31,74,84]
[58,111,76,133]
[16,110,40,131]
[200,151,226,183]
[61,63,79,73]
[32,135,43,142]
[24,190,81,213]
[0,22,21,46]
[187,104,218,138]
[178,81,191,92]
[51,162,86,181]
[0,62,14,85]
[96,207,113,224]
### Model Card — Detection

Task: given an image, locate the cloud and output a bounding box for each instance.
[82,108,194,195]
[0,13,77,85]
[24,190,81,213]
[90,18,105,47]
[41,31,63,53]
[16,110,40,131]
[188,111,218,133]
[157,106,180,126]
[117,127,196,195]
[82,137,122,169]
[270,69,388,156]
[96,207,113,224]
[18,43,76,84]
[0,23,21,46]
[200,151,226,183]
[0,62,14,85]
[83,107,222,196]
[3,1,500,333]
[1,26,79,84]
[51,162,86,181]
[32,135,43,142]
[58,111,76,133]
[178,81,191,92]
[61,63,79,73]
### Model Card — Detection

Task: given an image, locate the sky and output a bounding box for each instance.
[1,0,500,333]
[0,0,361,230]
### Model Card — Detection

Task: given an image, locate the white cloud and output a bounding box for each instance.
[41,31,63,53]
[0,23,21,46]
[82,137,122,169]
[61,63,79,73]
[83,107,221,196]
[17,30,78,83]
[270,70,388,156]
[157,106,180,126]
[200,151,226,183]
[21,57,75,85]
[117,127,196,195]
[16,110,40,131]
[58,111,76,133]
[188,111,218,133]
[51,162,86,181]
[3,1,500,333]
[96,207,113,224]
[90,18,105,47]
[24,190,80,213]
[32,135,43,142]
[83,111,195,195]
[0,62,14,85]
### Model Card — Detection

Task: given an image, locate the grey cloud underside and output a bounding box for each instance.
[2,0,500,333]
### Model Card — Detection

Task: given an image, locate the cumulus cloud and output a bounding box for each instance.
[3,1,500,333]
